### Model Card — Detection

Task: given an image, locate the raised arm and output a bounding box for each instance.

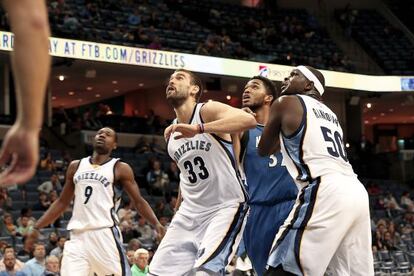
[35,161,78,228]
[116,162,165,237]
[258,95,303,156]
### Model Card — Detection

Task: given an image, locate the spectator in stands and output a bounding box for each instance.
[83,108,102,130]
[49,237,65,259]
[128,9,141,26]
[127,239,142,252]
[33,193,51,211]
[17,237,35,259]
[131,248,149,276]
[146,160,169,196]
[384,192,403,211]
[168,196,178,214]
[166,162,179,192]
[17,216,33,237]
[0,189,12,212]
[0,252,25,276]
[134,137,151,154]
[22,243,46,276]
[17,209,36,228]
[149,138,165,155]
[154,200,173,219]
[401,192,414,211]
[45,233,58,255]
[148,36,162,50]
[0,247,24,272]
[37,174,62,194]
[0,213,17,238]
[136,217,155,241]
[120,220,139,242]
[39,153,56,172]
[42,255,59,276]
[118,200,137,223]
[62,11,80,31]
[126,250,136,267]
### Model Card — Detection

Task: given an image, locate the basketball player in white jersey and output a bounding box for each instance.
[149,69,256,276]
[258,66,373,276]
[35,127,165,276]
[0,0,50,186]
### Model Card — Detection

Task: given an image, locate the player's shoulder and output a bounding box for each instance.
[114,161,133,173]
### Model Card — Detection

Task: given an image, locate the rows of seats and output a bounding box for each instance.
[336,9,414,75]
[385,0,414,35]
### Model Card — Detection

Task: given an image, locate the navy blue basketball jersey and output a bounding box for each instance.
[241,125,297,205]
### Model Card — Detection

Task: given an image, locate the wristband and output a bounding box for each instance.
[198,123,205,134]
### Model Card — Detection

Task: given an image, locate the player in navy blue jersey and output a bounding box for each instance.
[233,76,298,276]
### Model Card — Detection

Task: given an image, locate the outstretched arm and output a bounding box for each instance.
[165,101,256,140]
[0,0,50,185]
[116,162,165,237]
[35,161,78,228]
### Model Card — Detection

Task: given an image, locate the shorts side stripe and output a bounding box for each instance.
[110,226,131,276]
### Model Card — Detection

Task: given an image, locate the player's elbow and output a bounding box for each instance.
[257,146,269,157]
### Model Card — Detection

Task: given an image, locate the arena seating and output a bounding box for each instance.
[336,9,414,75]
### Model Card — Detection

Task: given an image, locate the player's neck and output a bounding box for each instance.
[91,152,112,165]
[174,100,197,124]
[255,105,270,125]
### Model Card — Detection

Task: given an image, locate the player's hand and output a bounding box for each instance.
[241,107,256,117]
[0,124,39,186]
[155,223,166,240]
[165,124,199,140]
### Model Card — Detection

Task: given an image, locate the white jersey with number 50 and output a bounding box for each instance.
[168,103,247,215]
[280,95,356,184]
[67,157,122,231]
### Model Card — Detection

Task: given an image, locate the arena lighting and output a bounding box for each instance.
[139,83,144,87]
[68,91,75,96]
[114,89,119,93]
[345,143,350,148]
[52,96,57,100]
[86,86,93,91]
[389,108,394,112]
[58,75,65,81]
[226,95,231,100]
[95,94,101,98]
[366,103,372,108]
[112,80,118,84]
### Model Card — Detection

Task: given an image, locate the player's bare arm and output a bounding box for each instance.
[166,101,256,140]
[35,160,78,228]
[116,161,166,237]
[258,96,303,156]
[0,0,51,186]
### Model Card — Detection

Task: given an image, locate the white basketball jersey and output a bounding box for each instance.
[68,157,122,231]
[168,103,247,215]
[280,95,356,184]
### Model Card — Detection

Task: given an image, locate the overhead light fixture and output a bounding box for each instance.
[139,83,144,87]
[389,108,394,112]
[68,91,75,96]
[95,94,101,98]
[366,103,372,108]
[114,89,119,93]
[112,80,118,84]
[226,95,231,100]
[208,99,212,102]
[380,113,385,116]
[86,86,93,91]
[58,75,65,81]
[52,96,57,100]
[373,116,377,120]
[345,143,350,148]
[78,98,83,102]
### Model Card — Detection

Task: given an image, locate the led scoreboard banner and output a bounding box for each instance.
[0,31,412,92]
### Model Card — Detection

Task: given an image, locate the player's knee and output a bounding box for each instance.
[5,0,49,32]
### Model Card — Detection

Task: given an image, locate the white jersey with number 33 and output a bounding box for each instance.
[67,157,121,231]
[168,103,247,215]
[280,95,356,184]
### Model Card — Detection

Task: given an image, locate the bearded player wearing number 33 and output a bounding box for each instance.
[35,127,165,276]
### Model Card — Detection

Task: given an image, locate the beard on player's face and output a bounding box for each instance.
[243,96,265,111]
[94,144,112,155]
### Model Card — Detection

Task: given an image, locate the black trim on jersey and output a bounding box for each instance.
[72,159,83,184]
[281,95,307,139]
[88,156,113,166]
[294,177,320,275]
[239,131,250,164]
[199,103,206,124]
[296,97,313,182]
[211,133,232,145]
[202,203,245,265]
[223,205,248,266]
[281,134,305,183]
[209,134,248,202]
[177,103,198,124]
[110,226,127,276]
[111,159,121,226]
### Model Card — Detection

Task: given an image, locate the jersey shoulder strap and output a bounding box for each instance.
[240,130,250,164]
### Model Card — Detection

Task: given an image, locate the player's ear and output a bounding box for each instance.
[305,81,314,92]
[190,84,200,98]
[264,95,273,105]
